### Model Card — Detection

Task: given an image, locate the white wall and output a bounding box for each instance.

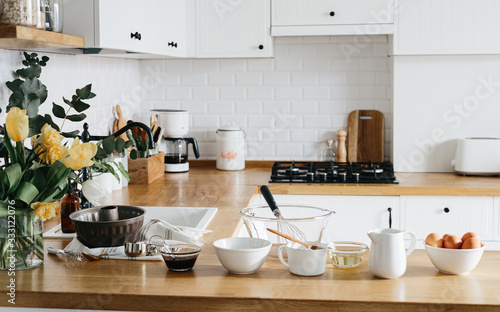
[394,55,500,172]
[0,50,142,137]
[140,36,392,161]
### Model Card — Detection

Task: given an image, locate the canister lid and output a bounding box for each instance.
[217,122,243,131]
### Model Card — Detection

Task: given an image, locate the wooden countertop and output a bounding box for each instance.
[2,166,500,312]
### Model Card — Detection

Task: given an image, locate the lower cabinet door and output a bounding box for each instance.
[400,196,494,242]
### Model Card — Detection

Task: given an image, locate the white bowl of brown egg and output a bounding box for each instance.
[424,232,485,274]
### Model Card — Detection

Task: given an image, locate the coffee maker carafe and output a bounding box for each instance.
[152,109,200,173]
[164,137,199,172]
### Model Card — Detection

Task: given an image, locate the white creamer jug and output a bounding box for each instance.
[367,228,416,279]
[216,122,245,171]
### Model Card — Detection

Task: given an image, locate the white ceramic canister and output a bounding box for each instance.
[216,122,245,171]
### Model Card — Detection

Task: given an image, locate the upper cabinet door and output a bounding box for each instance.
[394,0,500,55]
[273,0,394,25]
[196,0,273,58]
[157,0,195,57]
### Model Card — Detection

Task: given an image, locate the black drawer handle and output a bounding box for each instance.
[168,41,178,48]
[131,32,141,40]
[388,207,392,229]
[444,207,450,213]
[330,11,335,17]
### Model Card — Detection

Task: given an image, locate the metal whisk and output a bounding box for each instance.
[260,185,307,243]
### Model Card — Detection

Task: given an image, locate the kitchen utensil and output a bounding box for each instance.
[124,242,147,257]
[47,247,82,268]
[368,228,416,279]
[150,114,159,137]
[115,105,128,141]
[82,252,109,261]
[153,126,162,144]
[347,110,384,162]
[98,205,119,221]
[160,243,202,271]
[69,205,145,248]
[266,228,318,250]
[240,204,333,259]
[260,185,307,242]
[327,241,368,268]
[336,129,347,162]
[213,237,271,274]
[452,137,500,175]
[424,243,485,274]
[216,122,246,171]
[278,242,327,276]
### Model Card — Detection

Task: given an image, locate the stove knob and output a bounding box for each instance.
[340,172,347,182]
[318,172,328,182]
[307,172,315,182]
[352,173,360,182]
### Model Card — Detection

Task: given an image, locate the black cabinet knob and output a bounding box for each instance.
[168,41,178,48]
[330,11,335,16]
[387,207,392,229]
[131,32,141,40]
[258,45,264,50]
[444,207,450,213]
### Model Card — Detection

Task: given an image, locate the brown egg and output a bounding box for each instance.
[462,237,482,249]
[443,234,450,241]
[444,235,462,249]
[462,232,479,242]
[425,233,444,247]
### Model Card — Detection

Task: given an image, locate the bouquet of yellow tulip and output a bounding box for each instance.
[0,52,130,270]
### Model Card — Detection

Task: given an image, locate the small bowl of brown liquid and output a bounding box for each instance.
[327,241,368,269]
[160,243,202,272]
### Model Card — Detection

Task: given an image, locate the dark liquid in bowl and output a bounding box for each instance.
[163,255,198,271]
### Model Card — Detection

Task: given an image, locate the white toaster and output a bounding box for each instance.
[452,138,500,176]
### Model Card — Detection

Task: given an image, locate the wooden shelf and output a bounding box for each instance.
[0,25,84,49]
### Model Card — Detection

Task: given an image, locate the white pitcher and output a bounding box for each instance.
[367,228,416,279]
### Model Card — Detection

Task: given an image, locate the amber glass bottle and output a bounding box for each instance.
[60,183,80,233]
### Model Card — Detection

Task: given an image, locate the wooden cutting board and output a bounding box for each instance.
[347,110,384,163]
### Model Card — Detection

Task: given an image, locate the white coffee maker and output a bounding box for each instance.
[152,109,200,172]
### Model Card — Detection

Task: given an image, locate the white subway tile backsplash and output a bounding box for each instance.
[220,87,246,100]
[275,87,302,100]
[192,87,218,100]
[303,86,330,100]
[263,73,290,86]
[303,115,330,129]
[236,73,262,86]
[247,87,274,100]
[136,36,391,160]
[235,101,262,114]
[291,72,319,86]
[207,101,234,114]
[208,73,235,86]
[291,101,318,114]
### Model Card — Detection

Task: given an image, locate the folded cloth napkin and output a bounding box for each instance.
[64,219,211,260]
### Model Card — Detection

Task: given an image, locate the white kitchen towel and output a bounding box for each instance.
[64,219,211,260]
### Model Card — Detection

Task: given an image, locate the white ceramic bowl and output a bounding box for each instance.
[425,243,485,274]
[213,237,272,274]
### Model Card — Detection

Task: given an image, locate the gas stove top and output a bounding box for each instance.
[269,161,398,184]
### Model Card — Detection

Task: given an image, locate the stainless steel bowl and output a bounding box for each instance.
[69,205,146,248]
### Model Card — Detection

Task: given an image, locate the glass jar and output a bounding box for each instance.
[44,0,62,32]
[0,0,39,28]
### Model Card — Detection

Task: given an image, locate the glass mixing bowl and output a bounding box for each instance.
[240,204,334,259]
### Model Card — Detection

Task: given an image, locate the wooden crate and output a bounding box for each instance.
[128,152,164,184]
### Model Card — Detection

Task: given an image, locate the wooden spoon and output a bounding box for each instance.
[266,228,319,250]
[115,105,128,141]
[82,252,108,261]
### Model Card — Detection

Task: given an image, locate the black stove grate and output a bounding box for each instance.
[269,161,398,184]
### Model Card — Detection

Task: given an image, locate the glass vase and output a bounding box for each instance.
[0,207,44,270]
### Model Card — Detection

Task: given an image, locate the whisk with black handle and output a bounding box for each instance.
[260,185,307,242]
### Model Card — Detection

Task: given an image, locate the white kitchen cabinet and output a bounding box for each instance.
[195,0,273,58]
[400,196,494,243]
[63,0,194,57]
[494,197,500,241]
[271,0,395,36]
[394,0,500,55]
[248,194,399,246]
